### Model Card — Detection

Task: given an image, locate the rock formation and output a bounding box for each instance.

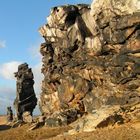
[39,0,140,130]
[7,106,13,122]
[14,63,37,122]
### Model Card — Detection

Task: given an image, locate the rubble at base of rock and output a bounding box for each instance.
[67,103,140,133]
[39,0,140,131]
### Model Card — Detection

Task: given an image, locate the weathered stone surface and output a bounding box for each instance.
[14,63,37,121]
[67,103,140,133]
[69,106,121,132]
[23,111,33,123]
[39,0,140,130]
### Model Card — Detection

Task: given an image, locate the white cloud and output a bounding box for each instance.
[0,61,22,80]
[28,38,43,60]
[32,62,43,96]
[0,40,6,48]
[0,87,16,115]
[28,44,41,59]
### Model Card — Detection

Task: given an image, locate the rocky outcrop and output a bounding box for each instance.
[39,0,140,129]
[14,63,37,122]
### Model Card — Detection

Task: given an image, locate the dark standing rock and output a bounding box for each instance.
[7,106,13,122]
[14,63,37,121]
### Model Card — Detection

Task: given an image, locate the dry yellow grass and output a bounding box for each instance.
[0,116,140,140]
[0,115,7,125]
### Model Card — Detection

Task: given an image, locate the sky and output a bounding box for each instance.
[0,0,91,115]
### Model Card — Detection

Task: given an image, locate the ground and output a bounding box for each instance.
[0,115,140,140]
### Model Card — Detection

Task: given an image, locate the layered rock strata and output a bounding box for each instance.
[39,0,140,127]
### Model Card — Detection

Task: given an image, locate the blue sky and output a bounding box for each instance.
[0,0,91,115]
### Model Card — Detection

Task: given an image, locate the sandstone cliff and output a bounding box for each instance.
[39,0,140,131]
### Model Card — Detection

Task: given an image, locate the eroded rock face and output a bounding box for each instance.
[14,63,37,121]
[39,0,140,128]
